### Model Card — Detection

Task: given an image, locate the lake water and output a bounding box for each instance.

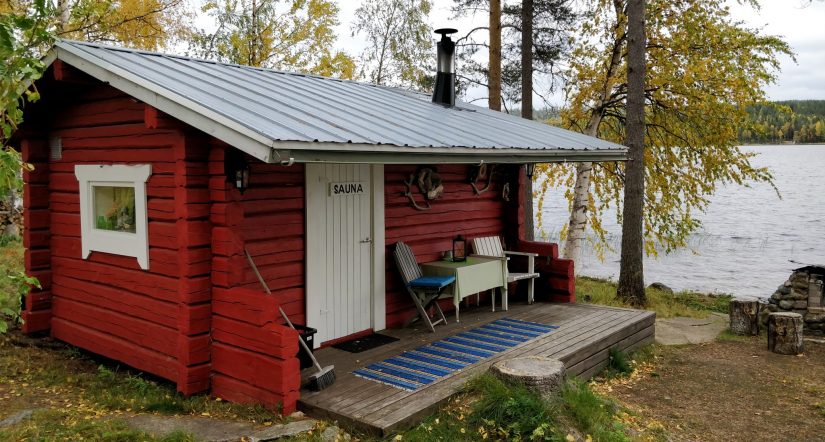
[536,145,825,299]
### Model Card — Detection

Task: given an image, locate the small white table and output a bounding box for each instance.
[421,256,507,322]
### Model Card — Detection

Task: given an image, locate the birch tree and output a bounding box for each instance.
[351,0,432,89]
[190,0,355,78]
[540,0,792,263]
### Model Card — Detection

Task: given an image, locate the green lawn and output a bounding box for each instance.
[575,276,731,318]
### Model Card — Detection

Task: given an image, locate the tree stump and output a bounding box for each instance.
[730,299,760,335]
[767,312,804,355]
[490,356,565,399]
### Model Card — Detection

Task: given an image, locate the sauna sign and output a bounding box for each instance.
[329,181,367,197]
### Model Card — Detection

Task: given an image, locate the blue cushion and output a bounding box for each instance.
[409,275,456,289]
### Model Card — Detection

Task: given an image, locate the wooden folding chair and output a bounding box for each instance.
[394,242,456,332]
[471,236,539,310]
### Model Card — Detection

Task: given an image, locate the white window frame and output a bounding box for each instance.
[75,164,151,270]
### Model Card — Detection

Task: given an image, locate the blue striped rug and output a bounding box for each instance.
[352,318,559,391]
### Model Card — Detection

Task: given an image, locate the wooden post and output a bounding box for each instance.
[729,299,760,335]
[767,312,803,355]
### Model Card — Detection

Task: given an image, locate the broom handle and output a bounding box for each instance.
[245,249,323,372]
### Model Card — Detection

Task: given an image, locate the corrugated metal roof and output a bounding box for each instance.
[51,40,626,164]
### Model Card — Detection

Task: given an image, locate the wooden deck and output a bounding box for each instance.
[298,302,655,436]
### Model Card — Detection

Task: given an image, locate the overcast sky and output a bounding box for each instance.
[333,0,825,104]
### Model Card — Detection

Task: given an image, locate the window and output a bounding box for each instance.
[75,165,151,269]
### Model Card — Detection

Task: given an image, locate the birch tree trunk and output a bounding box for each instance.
[562,0,627,263]
[521,0,535,241]
[616,0,647,306]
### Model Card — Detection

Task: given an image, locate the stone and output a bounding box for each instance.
[777,285,791,295]
[125,415,259,442]
[249,419,317,442]
[788,289,809,301]
[320,425,346,442]
[0,409,35,428]
[804,309,825,323]
[808,280,824,307]
[648,282,674,294]
[779,300,794,310]
[289,411,305,419]
[764,303,779,312]
[770,291,782,301]
[491,357,566,399]
[656,314,729,345]
[784,280,792,287]
[792,300,808,309]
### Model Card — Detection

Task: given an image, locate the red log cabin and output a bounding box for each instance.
[15,39,626,414]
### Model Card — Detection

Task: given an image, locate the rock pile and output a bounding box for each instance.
[762,266,825,333]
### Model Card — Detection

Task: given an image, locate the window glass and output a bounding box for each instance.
[93,186,136,233]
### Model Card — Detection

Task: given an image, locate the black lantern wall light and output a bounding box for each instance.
[452,235,467,262]
[225,150,251,194]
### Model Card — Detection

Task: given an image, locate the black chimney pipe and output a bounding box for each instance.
[432,28,458,107]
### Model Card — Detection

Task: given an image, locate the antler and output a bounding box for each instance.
[403,175,431,211]
[471,164,495,195]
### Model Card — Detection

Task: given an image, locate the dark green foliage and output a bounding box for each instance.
[399,374,631,441]
[558,380,628,442]
[466,374,554,440]
[740,100,825,144]
[607,347,632,376]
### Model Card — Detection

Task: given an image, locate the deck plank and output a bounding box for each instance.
[297,302,655,436]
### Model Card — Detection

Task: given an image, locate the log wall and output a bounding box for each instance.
[23,81,212,395]
[384,164,512,328]
[207,143,302,413]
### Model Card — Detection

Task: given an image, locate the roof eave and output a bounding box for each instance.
[276,145,627,165]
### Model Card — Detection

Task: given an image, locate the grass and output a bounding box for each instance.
[0,335,283,439]
[0,409,196,441]
[397,374,631,442]
[576,276,732,318]
[0,239,24,314]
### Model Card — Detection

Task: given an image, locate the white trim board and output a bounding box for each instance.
[75,164,151,269]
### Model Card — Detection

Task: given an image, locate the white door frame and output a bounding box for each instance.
[305,164,385,343]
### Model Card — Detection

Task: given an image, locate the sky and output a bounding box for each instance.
[332,0,825,105]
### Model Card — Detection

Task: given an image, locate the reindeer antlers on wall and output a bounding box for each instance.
[469,164,495,195]
[402,167,445,211]
[403,175,431,211]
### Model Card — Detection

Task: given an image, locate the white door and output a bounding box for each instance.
[306,163,374,344]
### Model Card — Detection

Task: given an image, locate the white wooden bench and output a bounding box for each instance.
[471,236,539,310]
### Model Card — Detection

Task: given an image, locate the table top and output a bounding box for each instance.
[422,256,499,269]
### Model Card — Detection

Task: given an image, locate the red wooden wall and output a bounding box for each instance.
[384,164,512,328]
[237,160,306,324]
[206,143,302,413]
[21,77,213,395]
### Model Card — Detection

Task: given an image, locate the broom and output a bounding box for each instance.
[245,249,336,391]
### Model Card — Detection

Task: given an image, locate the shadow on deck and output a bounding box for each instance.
[298,302,655,436]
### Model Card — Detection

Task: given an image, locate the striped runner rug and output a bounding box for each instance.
[352,317,559,391]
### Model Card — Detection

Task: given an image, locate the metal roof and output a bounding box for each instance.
[50,40,627,164]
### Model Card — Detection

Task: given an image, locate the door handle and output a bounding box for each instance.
[360,238,372,244]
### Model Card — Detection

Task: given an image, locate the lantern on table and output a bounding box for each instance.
[452,235,467,262]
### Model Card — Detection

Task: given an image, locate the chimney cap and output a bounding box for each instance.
[434,28,458,37]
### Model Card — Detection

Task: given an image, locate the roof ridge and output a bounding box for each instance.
[55,39,432,99]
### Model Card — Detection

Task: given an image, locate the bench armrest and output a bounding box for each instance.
[470,254,508,261]
[503,251,539,257]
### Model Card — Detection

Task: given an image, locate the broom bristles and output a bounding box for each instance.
[308,365,336,391]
